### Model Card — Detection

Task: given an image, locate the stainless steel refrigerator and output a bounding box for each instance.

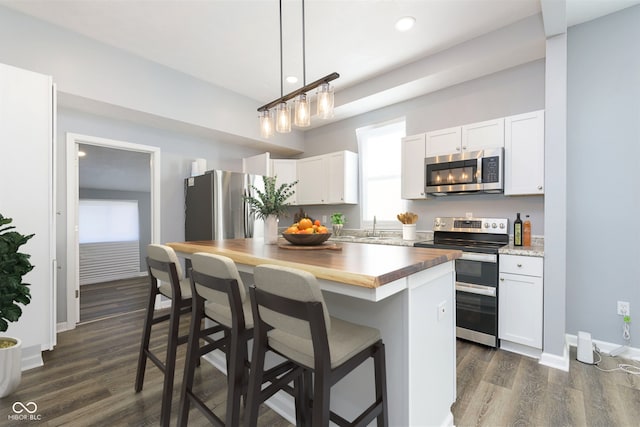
[184,170,263,241]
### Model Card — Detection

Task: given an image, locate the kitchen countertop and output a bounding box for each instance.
[332,231,545,258]
[498,242,545,257]
[167,238,460,289]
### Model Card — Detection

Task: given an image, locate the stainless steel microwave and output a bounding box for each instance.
[425,148,503,196]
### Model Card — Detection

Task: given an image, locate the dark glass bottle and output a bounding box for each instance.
[514,213,523,246]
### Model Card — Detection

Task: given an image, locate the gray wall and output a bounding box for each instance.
[566,6,640,344]
[79,188,151,273]
[295,60,546,235]
[56,107,265,322]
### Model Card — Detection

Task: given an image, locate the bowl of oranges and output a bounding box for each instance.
[281,218,332,246]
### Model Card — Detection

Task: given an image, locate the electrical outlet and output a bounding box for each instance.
[322,215,327,224]
[617,301,630,316]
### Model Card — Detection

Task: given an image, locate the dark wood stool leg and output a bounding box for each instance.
[134,285,157,392]
[244,331,267,427]
[312,368,331,427]
[160,299,181,427]
[178,297,203,426]
[225,329,247,426]
[374,341,389,427]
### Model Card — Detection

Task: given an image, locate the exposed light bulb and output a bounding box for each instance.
[275,102,291,133]
[316,83,334,119]
[259,110,274,138]
[294,93,310,127]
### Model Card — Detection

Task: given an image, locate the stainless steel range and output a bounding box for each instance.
[414,217,509,347]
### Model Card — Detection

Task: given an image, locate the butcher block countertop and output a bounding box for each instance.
[167,238,460,289]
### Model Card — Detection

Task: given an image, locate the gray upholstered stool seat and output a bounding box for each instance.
[135,244,193,427]
[246,264,388,427]
[269,317,380,370]
[159,277,192,299]
[178,252,254,426]
[204,298,253,329]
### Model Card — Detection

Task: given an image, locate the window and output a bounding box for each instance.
[356,118,406,229]
[79,199,140,243]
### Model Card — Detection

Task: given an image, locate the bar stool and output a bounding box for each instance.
[177,252,253,426]
[135,244,193,427]
[246,264,389,427]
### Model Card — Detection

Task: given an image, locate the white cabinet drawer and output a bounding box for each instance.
[500,255,543,277]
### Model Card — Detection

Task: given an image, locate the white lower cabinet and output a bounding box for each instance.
[499,255,543,355]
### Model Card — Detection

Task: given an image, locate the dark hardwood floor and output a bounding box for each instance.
[3,305,639,426]
[79,276,149,323]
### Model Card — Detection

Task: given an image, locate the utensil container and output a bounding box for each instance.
[402,224,416,240]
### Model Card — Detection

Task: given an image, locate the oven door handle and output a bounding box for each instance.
[460,252,497,263]
[455,281,497,297]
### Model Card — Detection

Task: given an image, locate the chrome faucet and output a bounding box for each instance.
[372,215,377,237]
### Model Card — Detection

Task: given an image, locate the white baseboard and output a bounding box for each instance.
[540,342,570,372]
[21,344,44,371]
[56,321,73,333]
[566,333,640,361]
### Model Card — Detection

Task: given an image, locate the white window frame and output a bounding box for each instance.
[356,118,407,230]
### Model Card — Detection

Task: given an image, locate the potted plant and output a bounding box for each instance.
[244,176,297,244]
[0,213,34,397]
[330,213,345,236]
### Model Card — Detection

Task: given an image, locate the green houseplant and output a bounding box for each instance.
[330,213,345,236]
[244,176,297,244]
[0,213,34,397]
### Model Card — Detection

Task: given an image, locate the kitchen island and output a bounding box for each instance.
[168,238,460,427]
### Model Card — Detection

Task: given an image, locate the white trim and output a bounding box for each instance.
[65,133,161,330]
[539,344,570,372]
[565,333,640,362]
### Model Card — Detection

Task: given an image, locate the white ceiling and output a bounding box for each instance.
[3,0,637,110]
[2,0,637,124]
[5,0,638,191]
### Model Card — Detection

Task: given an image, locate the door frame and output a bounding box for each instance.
[66,133,161,328]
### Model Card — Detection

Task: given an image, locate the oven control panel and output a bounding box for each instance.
[433,217,509,234]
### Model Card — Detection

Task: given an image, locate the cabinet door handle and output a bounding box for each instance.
[538,185,543,190]
[517,263,523,267]
[456,147,461,151]
[462,146,467,150]
[500,277,504,281]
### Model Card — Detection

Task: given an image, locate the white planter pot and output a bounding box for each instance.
[0,337,22,398]
[332,223,343,236]
[264,215,279,244]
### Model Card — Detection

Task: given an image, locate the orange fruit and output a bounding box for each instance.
[298,218,313,230]
[285,226,298,234]
[317,226,328,234]
[314,219,321,227]
[300,227,314,234]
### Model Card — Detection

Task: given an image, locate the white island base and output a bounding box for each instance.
[203,260,457,427]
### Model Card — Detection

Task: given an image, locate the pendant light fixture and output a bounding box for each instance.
[257,0,339,138]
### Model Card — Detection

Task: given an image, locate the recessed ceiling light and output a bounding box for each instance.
[78,151,86,157]
[286,76,298,84]
[395,16,416,32]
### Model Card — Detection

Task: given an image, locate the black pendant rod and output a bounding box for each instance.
[302,0,306,87]
[279,0,284,98]
[257,72,339,112]
[257,0,339,113]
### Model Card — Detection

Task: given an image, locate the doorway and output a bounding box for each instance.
[66,133,161,328]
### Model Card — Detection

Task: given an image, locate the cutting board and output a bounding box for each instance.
[278,242,342,251]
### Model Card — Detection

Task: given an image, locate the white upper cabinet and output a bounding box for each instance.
[296,150,358,205]
[504,110,545,196]
[462,118,505,151]
[401,133,427,199]
[271,158,298,205]
[242,152,271,175]
[425,126,462,157]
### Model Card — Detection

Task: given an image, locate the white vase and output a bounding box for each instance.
[402,224,417,240]
[264,215,279,244]
[0,337,22,398]
[332,223,343,236]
